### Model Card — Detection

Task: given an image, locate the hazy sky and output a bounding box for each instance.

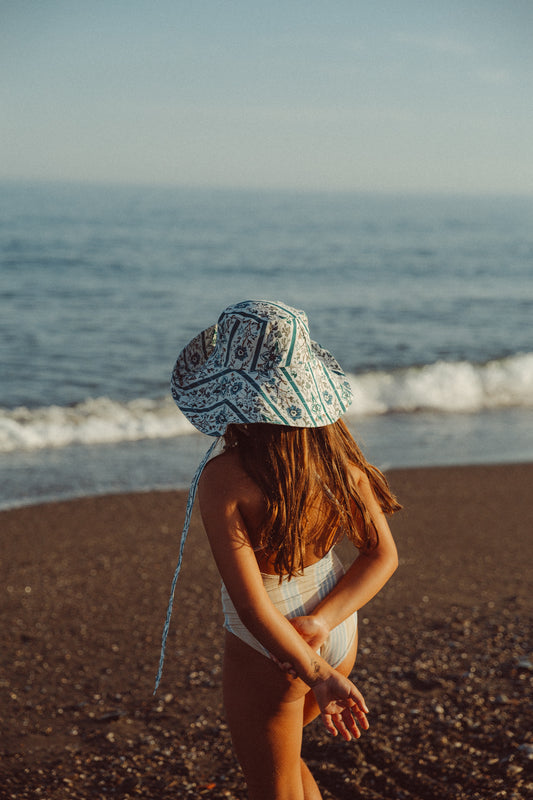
[1,0,532,193]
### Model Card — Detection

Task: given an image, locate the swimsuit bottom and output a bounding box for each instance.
[221,548,358,669]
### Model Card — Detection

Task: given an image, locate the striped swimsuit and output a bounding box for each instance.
[221,548,358,669]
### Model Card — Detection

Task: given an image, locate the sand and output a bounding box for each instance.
[1,463,532,799]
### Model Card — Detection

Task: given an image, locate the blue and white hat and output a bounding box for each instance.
[155,300,352,692]
[171,299,352,434]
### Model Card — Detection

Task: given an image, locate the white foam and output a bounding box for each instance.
[1,353,532,453]
[346,352,533,415]
[0,396,195,453]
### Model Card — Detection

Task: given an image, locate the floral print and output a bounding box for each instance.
[171,300,352,436]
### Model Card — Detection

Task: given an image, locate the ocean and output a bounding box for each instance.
[1,181,532,509]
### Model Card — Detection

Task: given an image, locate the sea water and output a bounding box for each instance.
[1,181,532,508]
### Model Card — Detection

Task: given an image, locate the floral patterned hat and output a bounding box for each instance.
[171,299,353,435]
[155,300,352,692]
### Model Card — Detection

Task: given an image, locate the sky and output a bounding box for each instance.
[1,0,532,194]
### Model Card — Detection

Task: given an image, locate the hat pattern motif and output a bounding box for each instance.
[171,300,352,436]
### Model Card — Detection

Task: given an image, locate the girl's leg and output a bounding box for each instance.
[298,631,359,797]
[300,759,323,800]
[223,631,314,800]
[223,629,359,800]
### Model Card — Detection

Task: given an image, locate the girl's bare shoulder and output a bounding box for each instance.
[200,446,243,483]
[198,447,263,508]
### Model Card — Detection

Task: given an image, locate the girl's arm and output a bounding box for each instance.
[197,458,369,739]
[291,466,399,648]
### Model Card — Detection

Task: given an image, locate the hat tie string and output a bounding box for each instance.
[154,436,221,693]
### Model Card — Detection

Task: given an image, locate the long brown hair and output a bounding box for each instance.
[224,419,401,577]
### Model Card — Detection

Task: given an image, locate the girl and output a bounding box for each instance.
[156,300,400,800]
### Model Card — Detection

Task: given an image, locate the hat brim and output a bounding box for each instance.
[171,325,352,436]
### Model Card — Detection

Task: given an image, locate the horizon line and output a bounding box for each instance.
[1,175,532,200]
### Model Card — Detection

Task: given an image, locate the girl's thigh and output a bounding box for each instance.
[223,632,311,800]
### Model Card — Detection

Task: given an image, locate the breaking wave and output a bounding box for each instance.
[1,353,532,453]
[347,352,533,415]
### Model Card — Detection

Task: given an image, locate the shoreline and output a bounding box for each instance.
[2,456,533,513]
[1,463,532,799]
[3,403,533,512]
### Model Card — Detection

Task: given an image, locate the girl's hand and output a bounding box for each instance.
[289,614,330,650]
[312,672,369,741]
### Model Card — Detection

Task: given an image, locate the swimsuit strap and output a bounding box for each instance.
[154,436,221,693]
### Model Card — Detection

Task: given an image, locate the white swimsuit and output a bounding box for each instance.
[221,548,358,668]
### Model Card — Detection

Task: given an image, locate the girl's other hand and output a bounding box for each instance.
[289,614,330,650]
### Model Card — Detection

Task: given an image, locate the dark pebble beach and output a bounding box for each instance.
[1,463,532,799]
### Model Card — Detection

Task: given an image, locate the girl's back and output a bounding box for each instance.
[202,443,355,576]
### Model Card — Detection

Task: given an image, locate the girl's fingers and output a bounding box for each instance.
[334,716,353,741]
[321,713,338,737]
[347,700,369,729]
[349,688,369,715]
[330,712,359,741]
[341,708,363,738]
[322,709,363,741]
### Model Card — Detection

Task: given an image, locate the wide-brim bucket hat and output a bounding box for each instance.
[155,300,353,693]
[171,299,353,435]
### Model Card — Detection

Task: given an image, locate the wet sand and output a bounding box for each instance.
[1,463,532,799]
